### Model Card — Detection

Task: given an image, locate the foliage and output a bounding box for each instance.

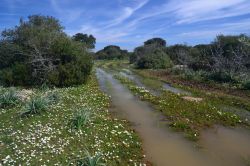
[22,96,49,116]
[95,45,129,60]
[0,88,20,108]
[70,108,91,130]
[22,91,59,116]
[0,15,93,87]
[46,91,60,104]
[144,38,166,47]
[166,44,192,65]
[242,80,250,90]
[162,34,250,86]
[207,72,235,83]
[75,150,105,166]
[73,33,96,49]
[131,38,172,69]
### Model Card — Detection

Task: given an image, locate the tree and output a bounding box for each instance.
[208,35,250,82]
[166,44,191,65]
[131,38,172,69]
[0,15,93,87]
[72,33,96,49]
[95,45,129,60]
[144,38,166,47]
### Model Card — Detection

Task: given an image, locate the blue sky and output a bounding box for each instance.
[0,0,250,51]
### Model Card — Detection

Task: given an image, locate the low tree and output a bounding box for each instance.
[131,38,172,69]
[0,15,93,87]
[208,35,250,82]
[72,33,96,49]
[95,45,129,60]
[166,44,192,65]
[144,38,166,47]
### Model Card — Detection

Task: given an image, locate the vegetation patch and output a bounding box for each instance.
[0,88,20,108]
[0,76,144,165]
[70,108,92,130]
[114,74,244,141]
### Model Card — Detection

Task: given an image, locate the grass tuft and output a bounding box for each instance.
[74,150,105,166]
[21,96,49,116]
[0,88,20,108]
[70,108,92,130]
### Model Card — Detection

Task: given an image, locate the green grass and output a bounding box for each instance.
[0,75,144,165]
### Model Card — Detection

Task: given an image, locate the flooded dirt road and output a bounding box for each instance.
[96,68,250,166]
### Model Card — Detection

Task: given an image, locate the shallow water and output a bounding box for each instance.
[96,68,250,166]
[120,70,191,96]
[199,126,250,166]
[162,83,191,95]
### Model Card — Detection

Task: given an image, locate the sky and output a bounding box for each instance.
[0,0,250,51]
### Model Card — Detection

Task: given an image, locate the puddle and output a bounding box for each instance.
[200,126,250,166]
[119,70,192,96]
[119,71,160,96]
[119,71,144,87]
[162,83,192,95]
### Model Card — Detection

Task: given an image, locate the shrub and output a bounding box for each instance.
[180,69,206,82]
[48,56,92,87]
[207,72,235,83]
[242,80,250,90]
[70,109,91,130]
[22,96,49,116]
[0,63,31,86]
[136,50,173,69]
[46,92,60,104]
[0,88,20,108]
[95,45,129,60]
[132,38,173,69]
[0,15,93,87]
[21,91,60,116]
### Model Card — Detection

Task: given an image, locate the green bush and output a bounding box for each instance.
[180,69,206,82]
[0,63,30,86]
[131,38,173,69]
[95,45,129,60]
[46,92,60,104]
[21,91,60,116]
[136,50,173,69]
[0,89,20,108]
[0,15,93,87]
[242,80,250,90]
[22,96,49,116]
[207,72,235,83]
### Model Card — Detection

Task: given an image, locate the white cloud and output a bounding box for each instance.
[169,0,250,24]
[50,0,83,22]
[178,19,250,39]
[104,0,149,28]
